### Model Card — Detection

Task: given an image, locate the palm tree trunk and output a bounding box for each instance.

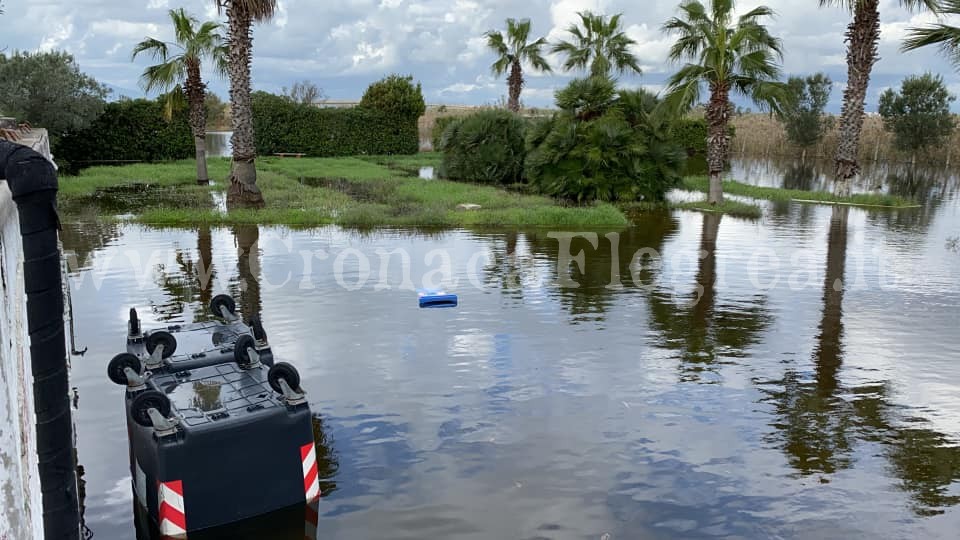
[507,61,523,113]
[226,5,265,208]
[186,60,209,185]
[834,0,880,198]
[705,83,731,204]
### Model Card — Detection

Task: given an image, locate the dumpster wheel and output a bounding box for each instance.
[145,330,177,358]
[210,294,237,318]
[234,334,257,366]
[130,390,171,427]
[107,353,142,385]
[268,362,301,394]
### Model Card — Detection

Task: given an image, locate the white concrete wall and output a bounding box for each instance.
[0,185,43,540]
[0,132,54,540]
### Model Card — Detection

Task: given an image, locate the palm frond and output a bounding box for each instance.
[229,0,278,22]
[140,59,186,93]
[131,37,170,62]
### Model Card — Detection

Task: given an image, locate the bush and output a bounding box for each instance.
[359,74,426,121]
[669,118,735,155]
[525,78,686,202]
[438,110,527,185]
[252,92,418,156]
[431,116,458,150]
[54,98,193,172]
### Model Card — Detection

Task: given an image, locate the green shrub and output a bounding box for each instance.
[525,78,686,202]
[668,118,735,155]
[438,110,527,185]
[54,98,193,172]
[431,116,458,150]
[359,74,426,121]
[252,92,418,156]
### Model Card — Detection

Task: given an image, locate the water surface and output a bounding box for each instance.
[63,158,960,539]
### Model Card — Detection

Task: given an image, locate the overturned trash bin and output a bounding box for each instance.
[108,295,320,538]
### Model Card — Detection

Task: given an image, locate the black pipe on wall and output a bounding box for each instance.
[0,140,80,539]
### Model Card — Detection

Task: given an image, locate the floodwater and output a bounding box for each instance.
[205,132,232,158]
[63,158,960,539]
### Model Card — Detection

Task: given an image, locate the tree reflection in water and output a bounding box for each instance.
[522,210,680,322]
[647,213,771,382]
[153,224,218,322]
[231,224,262,319]
[760,206,960,516]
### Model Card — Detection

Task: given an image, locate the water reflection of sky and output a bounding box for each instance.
[62,159,960,539]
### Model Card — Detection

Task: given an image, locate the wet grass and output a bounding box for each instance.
[60,155,628,227]
[672,200,763,219]
[620,199,763,220]
[681,177,917,208]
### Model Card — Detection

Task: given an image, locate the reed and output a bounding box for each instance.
[730,114,960,166]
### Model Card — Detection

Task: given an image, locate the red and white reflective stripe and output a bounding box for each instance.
[301,443,321,501]
[158,480,187,537]
[304,499,319,540]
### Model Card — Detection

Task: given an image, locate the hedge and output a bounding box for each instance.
[54,98,193,172]
[252,92,418,156]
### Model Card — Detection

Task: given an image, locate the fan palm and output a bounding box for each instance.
[662,0,786,204]
[819,0,940,196]
[132,8,226,185]
[552,11,642,77]
[903,0,960,68]
[216,0,278,208]
[485,18,552,112]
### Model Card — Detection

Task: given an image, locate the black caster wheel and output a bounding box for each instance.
[129,308,140,335]
[107,353,142,385]
[210,294,237,318]
[145,330,177,358]
[130,390,171,427]
[268,362,301,394]
[249,314,267,342]
[233,334,257,366]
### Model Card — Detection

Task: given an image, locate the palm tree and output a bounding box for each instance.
[485,18,552,113]
[132,8,226,185]
[662,0,786,204]
[903,0,960,68]
[216,0,278,209]
[819,0,940,197]
[551,11,642,77]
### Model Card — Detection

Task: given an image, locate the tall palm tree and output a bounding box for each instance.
[551,11,642,77]
[662,0,786,204]
[903,0,960,68]
[216,0,278,209]
[132,8,226,185]
[485,18,552,113]
[819,0,940,197]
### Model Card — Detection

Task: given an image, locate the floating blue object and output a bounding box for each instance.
[418,289,458,309]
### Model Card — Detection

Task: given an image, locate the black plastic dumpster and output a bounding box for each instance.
[108,295,319,537]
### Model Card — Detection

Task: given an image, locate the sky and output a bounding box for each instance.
[3,0,960,112]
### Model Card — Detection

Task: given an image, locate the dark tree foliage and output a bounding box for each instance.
[525,77,686,203]
[0,50,108,139]
[438,109,528,185]
[252,91,418,156]
[780,73,834,150]
[54,98,193,172]
[879,73,956,155]
[359,75,426,120]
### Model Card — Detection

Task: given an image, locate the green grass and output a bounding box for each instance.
[59,154,628,227]
[672,200,763,219]
[620,199,763,219]
[680,177,918,208]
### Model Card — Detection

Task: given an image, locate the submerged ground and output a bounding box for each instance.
[63,157,960,539]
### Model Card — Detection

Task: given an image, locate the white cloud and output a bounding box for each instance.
[1,0,957,109]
